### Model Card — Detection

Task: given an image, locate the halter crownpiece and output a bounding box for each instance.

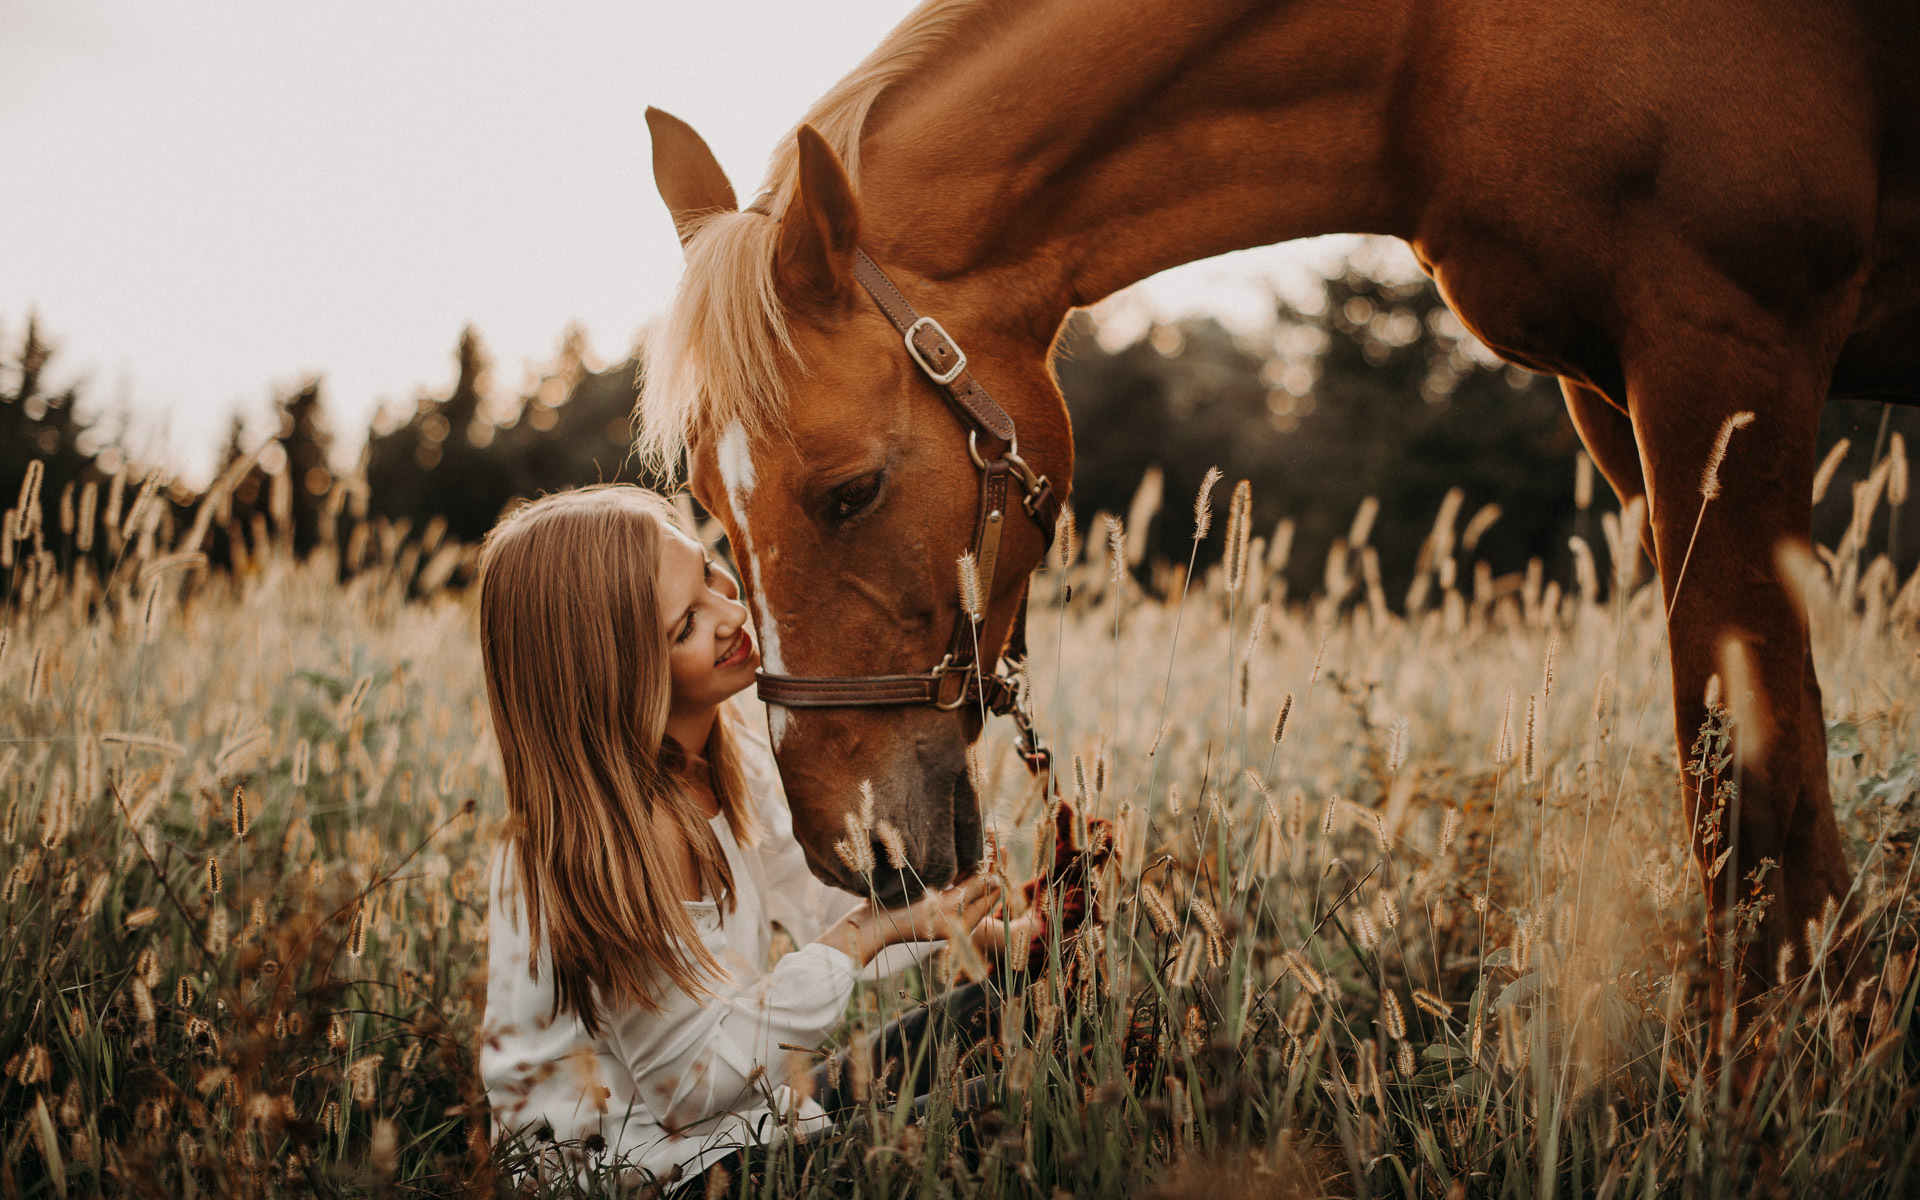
[751,249,1059,775]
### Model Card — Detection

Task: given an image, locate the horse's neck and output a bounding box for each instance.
[856,0,1416,318]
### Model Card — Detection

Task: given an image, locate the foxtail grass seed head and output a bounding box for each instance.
[1140,882,1176,937]
[1347,494,1380,550]
[206,855,222,895]
[834,830,876,877]
[1105,514,1126,583]
[1167,782,1182,816]
[1271,693,1294,744]
[1397,1039,1415,1077]
[1413,988,1450,1019]
[81,875,110,921]
[1522,693,1539,782]
[1382,989,1406,1040]
[1891,432,1909,506]
[1119,803,1147,877]
[1378,890,1400,929]
[1387,717,1408,772]
[1462,502,1501,552]
[1322,792,1338,836]
[176,976,196,1008]
[132,977,156,1032]
[76,479,97,551]
[875,820,908,870]
[1353,908,1379,949]
[14,460,44,541]
[1243,767,1269,797]
[1542,634,1558,702]
[1309,625,1330,685]
[1192,466,1223,540]
[1224,479,1252,591]
[1494,689,1515,764]
[956,551,983,622]
[293,740,310,787]
[1439,806,1461,856]
[1372,812,1392,854]
[231,785,250,838]
[1170,931,1204,988]
[122,470,160,540]
[1191,894,1225,943]
[1281,949,1324,995]
[1700,411,1757,500]
[349,904,369,957]
[1054,504,1078,570]
[857,779,876,831]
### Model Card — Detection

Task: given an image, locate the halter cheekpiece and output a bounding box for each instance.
[751,249,1060,775]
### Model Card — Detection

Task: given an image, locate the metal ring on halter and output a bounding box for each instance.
[967,428,1018,471]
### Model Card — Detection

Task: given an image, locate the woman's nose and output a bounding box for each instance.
[716,595,749,636]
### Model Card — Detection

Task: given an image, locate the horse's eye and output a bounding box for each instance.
[828,473,883,522]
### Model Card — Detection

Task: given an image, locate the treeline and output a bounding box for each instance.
[4,268,1913,604]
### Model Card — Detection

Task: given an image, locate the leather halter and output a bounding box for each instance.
[752,249,1061,775]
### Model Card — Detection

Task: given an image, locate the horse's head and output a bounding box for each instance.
[644,110,1072,905]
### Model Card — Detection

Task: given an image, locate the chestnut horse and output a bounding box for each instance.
[641,0,1919,969]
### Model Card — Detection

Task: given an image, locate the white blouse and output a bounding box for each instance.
[480,705,908,1181]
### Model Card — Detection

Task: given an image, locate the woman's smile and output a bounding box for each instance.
[715,629,755,669]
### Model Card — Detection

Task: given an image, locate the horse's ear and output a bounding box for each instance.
[647,107,738,247]
[774,125,861,310]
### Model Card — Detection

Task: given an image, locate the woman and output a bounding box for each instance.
[476,486,1018,1184]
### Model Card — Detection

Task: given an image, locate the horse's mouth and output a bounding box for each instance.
[853,763,983,909]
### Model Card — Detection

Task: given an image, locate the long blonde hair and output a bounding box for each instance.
[478,485,759,1035]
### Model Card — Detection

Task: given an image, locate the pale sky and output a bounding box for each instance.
[1,1,1392,483]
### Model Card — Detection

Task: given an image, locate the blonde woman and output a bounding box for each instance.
[476,486,1014,1184]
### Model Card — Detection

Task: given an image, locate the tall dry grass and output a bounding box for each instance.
[0,457,1915,1198]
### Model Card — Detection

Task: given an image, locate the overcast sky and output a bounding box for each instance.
[2,1,1391,482]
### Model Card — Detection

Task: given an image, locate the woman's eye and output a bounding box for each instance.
[829,474,882,521]
[675,610,697,645]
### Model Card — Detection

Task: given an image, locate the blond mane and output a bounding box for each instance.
[637,0,1000,471]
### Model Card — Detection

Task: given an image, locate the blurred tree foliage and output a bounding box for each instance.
[1057,271,1590,601]
[363,325,640,547]
[4,267,1916,604]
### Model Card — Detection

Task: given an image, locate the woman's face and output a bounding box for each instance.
[655,517,758,718]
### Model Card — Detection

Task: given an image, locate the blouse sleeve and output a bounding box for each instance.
[478,844,631,1147]
[607,912,860,1135]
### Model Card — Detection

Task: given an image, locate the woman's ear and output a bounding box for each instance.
[647,107,739,248]
[772,125,862,311]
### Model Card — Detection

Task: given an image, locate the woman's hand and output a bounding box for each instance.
[816,874,1003,967]
[970,911,1044,962]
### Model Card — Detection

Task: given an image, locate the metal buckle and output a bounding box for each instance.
[904,316,967,385]
[929,654,972,711]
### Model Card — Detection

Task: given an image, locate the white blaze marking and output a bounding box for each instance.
[716,421,792,750]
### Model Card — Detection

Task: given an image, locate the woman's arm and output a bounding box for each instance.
[609,877,1001,1134]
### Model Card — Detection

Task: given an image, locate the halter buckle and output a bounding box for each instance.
[928,654,972,711]
[904,316,968,385]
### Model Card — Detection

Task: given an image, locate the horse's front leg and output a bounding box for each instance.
[1621,302,1854,1008]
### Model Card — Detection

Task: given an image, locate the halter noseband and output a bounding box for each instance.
[751,248,1060,775]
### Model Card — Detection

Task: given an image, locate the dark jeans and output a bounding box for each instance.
[670,977,1009,1198]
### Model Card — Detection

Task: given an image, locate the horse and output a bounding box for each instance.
[639,0,1920,975]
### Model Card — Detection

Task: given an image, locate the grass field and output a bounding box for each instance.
[1,468,1916,1198]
